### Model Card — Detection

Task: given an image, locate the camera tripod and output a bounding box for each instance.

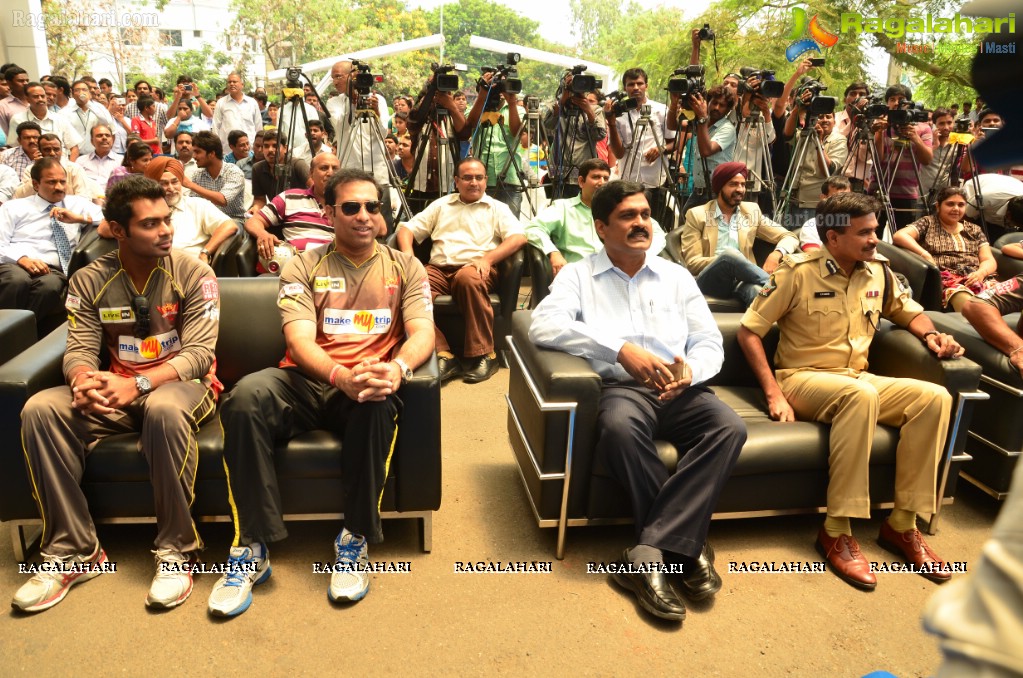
[927,139,987,235]
[616,103,682,230]
[874,127,930,234]
[838,121,898,239]
[468,94,538,219]
[405,104,460,213]
[545,98,601,201]
[275,70,336,197]
[777,115,835,223]
[733,110,776,216]
[335,96,414,225]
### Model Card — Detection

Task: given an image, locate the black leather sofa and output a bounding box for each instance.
[928,310,1023,498]
[506,310,986,558]
[0,310,36,366]
[386,233,525,361]
[0,276,442,561]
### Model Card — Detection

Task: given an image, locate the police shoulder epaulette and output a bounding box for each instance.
[781,249,821,267]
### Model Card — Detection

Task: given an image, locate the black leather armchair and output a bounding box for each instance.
[68,225,255,279]
[506,310,985,558]
[876,240,942,310]
[525,244,552,309]
[0,310,36,366]
[387,233,525,359]
[928,310,1023,498]
[0,276,442,561]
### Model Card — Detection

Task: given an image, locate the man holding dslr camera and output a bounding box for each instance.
[543,69,607,200]
[405,68,468,215]
[605,68,676,229]
[669,85,737,217]
[463,65,527,216]
[871,85,933,231]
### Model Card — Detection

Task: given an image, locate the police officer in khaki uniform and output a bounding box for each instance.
[736,192,964,591]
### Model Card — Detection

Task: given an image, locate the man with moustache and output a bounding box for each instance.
[75,125,123,188]
[530,180,745,623]
[8,82,83,161]
[737,192,963,591]
[681,162,798,308]
[12,133,100,202]
[11,175,222,612]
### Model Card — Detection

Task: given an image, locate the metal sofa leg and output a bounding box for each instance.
[11,522,42,563]
[419,513,433,553]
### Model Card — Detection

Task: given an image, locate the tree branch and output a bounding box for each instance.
[871,33,973,87]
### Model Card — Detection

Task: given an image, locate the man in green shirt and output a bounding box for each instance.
[526,158,665,277]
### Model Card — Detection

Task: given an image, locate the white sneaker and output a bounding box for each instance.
[146,549,197,609]
[12,546,108,613]
[329,529,369,603]
[207,544,271,617]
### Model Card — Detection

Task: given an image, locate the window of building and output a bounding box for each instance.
[160,30,183,47]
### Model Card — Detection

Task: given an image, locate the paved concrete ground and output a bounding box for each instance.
[0,368,1002,676]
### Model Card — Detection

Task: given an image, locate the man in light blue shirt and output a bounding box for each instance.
[529,180,745,623]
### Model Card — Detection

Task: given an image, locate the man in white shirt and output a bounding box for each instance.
[61,79,113,156]
[606,68,676,226]
[75,125,123,189]
[212,73,262,158]
[397,156,526,384]
[9,82,82,162]
[0,158,104,330]
[14,134,100,201]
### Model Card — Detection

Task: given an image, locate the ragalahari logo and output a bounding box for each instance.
[786,7,840,61]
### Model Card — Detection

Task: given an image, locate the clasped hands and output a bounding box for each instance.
[618,343,692,402]
[334,358,399,402]
[71,371,141,414]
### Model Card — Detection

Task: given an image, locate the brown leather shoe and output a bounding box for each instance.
[815,527,877,591]
[877,521,952,583]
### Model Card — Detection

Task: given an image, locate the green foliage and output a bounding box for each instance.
[427,0,541,70]
[155,46,234,100]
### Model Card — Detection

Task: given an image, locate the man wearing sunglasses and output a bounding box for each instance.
[209,168,434,616]
[397,156,526,383]
[13,176,222,613]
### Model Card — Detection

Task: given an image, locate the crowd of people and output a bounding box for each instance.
[0,51,1021,666]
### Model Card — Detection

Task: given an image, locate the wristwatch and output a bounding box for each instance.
[199,248,211,258]
[134,374,153,396]
[393,358,414,384]
[696,116,709,125]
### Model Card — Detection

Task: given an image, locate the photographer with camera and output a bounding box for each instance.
[405,67,468,215]
[327,60,394,225]
[671,85,736,217]
[604,68,676,227]
[870,84,933,231]
[919,108,955,197]
[463,62,528,216]
[728,67,787,215]
[542,68,607,200]
[783,88,847,226]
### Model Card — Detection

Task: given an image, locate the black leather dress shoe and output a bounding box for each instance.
[609,550,686,622]
[463,355,498,384]
[437,356,462,383]
[677,543,722,601]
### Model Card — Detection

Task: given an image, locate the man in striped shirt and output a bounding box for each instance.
[245,152,341,266]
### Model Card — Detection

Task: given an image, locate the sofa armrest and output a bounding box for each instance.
[877,241,942,310]
[392,353,442,512]
[496,249,525,314]
[869,324,982,394]
[993,232,1023,249]
[0,310,37,366]
[0,324,69,521]
[992,248,1023,282]
[526,244,552,308]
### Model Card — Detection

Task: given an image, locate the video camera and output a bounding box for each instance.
[888,100,929,127]
[667,65,705,98]
[603,90,640,117]
[479,52,523,97]
[565,65,602,95]
[737,67,785,99]
[795,78,837,116]
[430,63,462,93]
[698,23,715,41]
[349,59,381,110]
[285,67,303,88]
[953,115,972,133]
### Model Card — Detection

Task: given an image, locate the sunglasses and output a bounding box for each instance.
[132,295,150,339]
[336,201,382,216]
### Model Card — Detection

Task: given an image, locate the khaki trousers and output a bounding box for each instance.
[21,381,216,556]
[778,370,952,518]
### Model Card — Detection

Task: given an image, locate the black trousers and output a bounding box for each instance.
[0,264,67,333]
[219,367,401,546]
[597,385,745,558]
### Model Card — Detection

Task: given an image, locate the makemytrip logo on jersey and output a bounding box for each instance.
[117,330,181,363]
[322,309,392,335]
